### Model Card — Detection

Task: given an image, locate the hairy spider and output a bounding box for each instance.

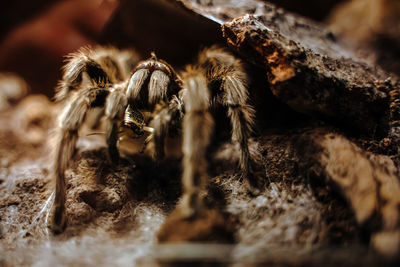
[49,45,260,234]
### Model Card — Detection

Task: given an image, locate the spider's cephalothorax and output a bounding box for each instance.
[49,45,259,234]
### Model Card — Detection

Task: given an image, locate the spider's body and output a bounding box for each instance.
[49,45,260,234]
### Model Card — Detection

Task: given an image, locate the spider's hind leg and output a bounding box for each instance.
[200,47,260,194]
[226,89,260,195]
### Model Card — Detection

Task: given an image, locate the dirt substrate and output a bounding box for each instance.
[0,95,397,266]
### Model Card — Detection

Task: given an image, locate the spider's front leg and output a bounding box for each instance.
[55,48,111,102]
[49,46,140,234]
[49,87,111,234]
[179,69,215,218]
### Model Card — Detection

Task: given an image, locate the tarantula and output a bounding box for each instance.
[49,45,260,234]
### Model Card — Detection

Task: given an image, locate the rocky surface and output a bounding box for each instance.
[0,99,363,265]
[1,96,397,265]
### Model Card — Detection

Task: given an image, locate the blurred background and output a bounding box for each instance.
[0,0,119,98]
[0,0,398,99]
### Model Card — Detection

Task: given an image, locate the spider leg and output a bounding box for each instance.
[86,107,105,130]
[225,81,259,195]
[149,95,184,159]
[200,47,260,195]
[55,48,112,102]
[180,69,214,218]
[49,87,108,234]
[103,86,128,164]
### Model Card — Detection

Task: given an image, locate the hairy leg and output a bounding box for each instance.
[55,48,111,102]
[200,47,260,194]
[224,77,259,194]
[180,68,214,218]
[49,88,108,234]
[103,87,128,164]
[149,96,184,159]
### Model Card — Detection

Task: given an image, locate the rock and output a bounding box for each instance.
[0,73,28,111]
[222,14,392,135]
[13,95,55,145]
[157,208,235,243]
[105,0,397,136]
[297,130,400,256]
